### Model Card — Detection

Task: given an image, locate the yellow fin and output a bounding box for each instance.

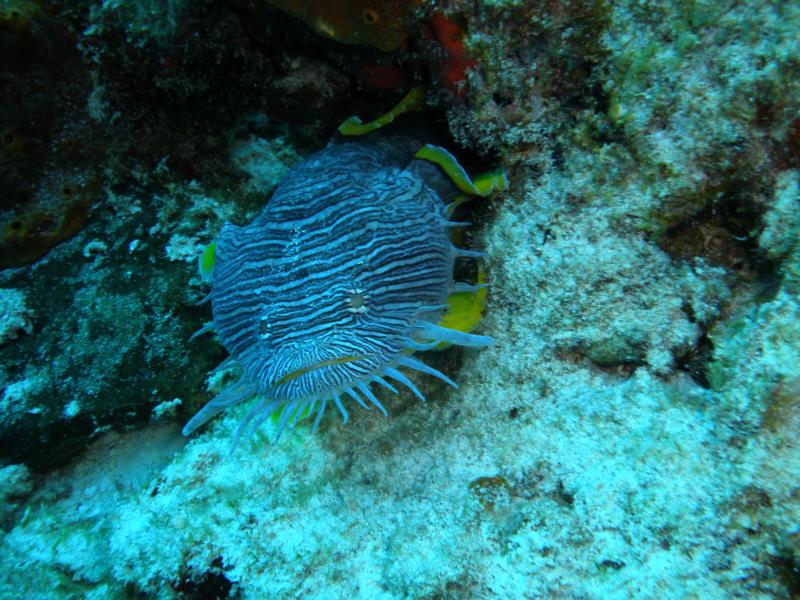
[198,242,217,281]
[338,87,425,136]
[415,144,509,197]
[435,267,489,349]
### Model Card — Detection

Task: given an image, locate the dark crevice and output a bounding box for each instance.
[175,557,238,600]
[675,330,714,389]
[772,551,800,599]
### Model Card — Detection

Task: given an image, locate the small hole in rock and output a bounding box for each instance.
[362,8,379,25]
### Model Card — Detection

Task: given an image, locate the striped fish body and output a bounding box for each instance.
[183,131,495,444]
[212,137,452,405]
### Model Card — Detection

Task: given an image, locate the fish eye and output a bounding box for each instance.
[362,8,379,25]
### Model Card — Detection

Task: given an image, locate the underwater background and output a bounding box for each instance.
[1,0,799,598]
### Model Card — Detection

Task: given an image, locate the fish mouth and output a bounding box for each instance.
[274,355,367,387]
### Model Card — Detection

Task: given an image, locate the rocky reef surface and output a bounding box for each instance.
[0,0,798,598]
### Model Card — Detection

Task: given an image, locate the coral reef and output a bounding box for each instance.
[0,0,798,598]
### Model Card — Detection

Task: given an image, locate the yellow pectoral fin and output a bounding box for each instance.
[435,267,489,349]
[338,87,425,136]
[198,241,217,281]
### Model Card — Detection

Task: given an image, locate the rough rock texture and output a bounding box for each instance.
[0,0,799,598]
[0,288,32,346]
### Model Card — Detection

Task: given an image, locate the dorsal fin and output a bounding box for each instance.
[414,144,509,197]
[338,87,425,136]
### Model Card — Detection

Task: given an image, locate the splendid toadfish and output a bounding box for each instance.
[184,90,507,447]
